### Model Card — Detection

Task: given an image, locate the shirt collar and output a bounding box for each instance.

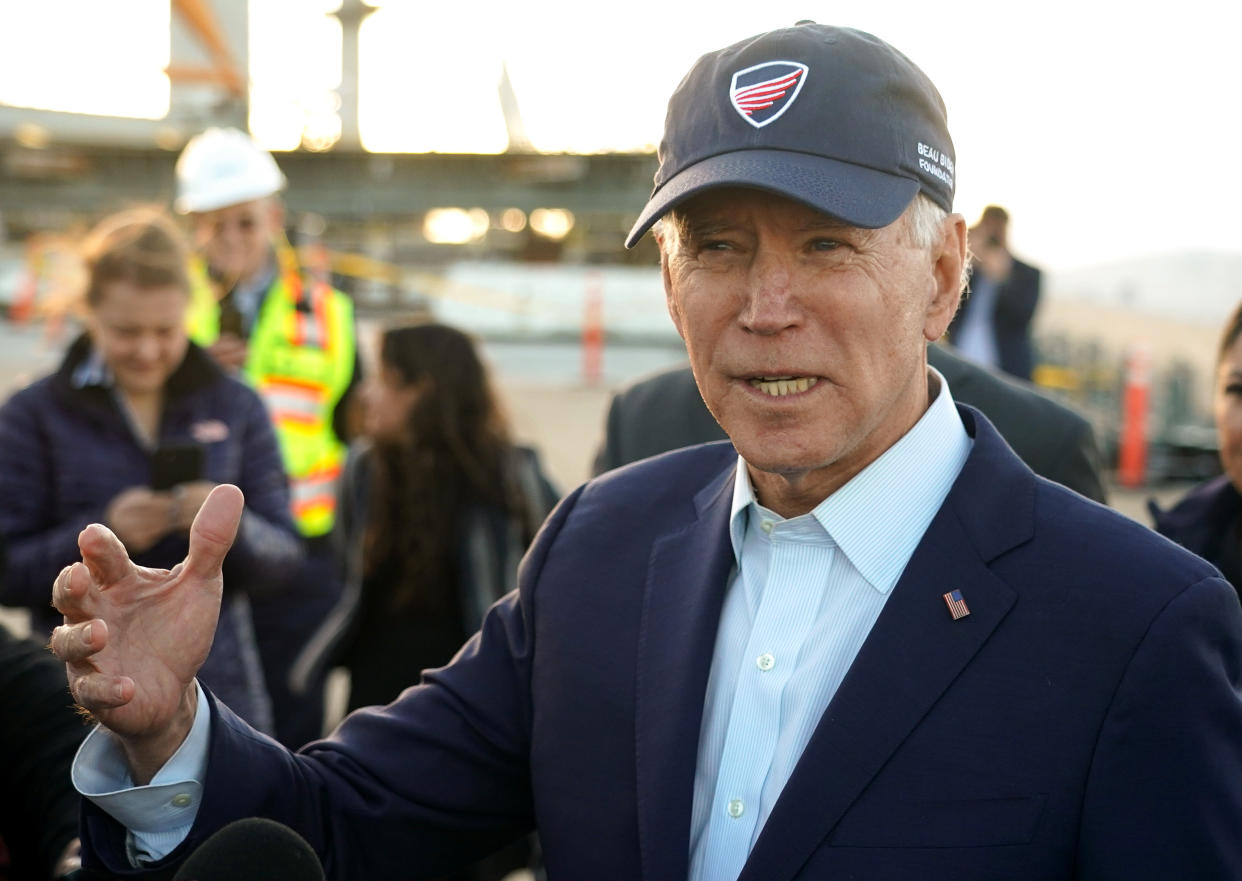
[729,365,973,593]
[70,345,114,390]
[231,252,278,321]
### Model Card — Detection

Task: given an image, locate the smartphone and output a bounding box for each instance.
[218,303,245,338]
[150,442,205,491]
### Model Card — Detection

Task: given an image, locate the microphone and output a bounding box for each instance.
[171,818,324,881]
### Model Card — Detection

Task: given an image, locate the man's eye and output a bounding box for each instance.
[699,239,733,252]
[1225,383,1242,397]
[809,238,842,251]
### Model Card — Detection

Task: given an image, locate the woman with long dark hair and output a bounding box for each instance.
[1151,301,1242,600]
[294,321,559,711]
[291,321,558,881]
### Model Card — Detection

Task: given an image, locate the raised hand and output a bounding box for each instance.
[50,485,244,783]
[104,486,176,553]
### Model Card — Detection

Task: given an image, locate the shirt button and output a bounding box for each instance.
[760,520,775,534]
[171,793,192,808]
[727,798,745,819]
[756,652,775,672]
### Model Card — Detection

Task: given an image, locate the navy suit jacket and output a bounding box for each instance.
[82,406,1242,880]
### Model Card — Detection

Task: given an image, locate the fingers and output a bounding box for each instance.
[49,618,107,664]
[184,484,245,580]
[78,522,136,588]
[52,562,95,618]
[52,620,136,711]
[69,670,135,711]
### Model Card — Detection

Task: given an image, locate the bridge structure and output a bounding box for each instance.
[0,0,663,275]
[0,140,662,267]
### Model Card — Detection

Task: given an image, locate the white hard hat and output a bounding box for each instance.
[174,127,287,214]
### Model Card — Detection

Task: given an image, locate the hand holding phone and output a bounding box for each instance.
[150,443,206,491]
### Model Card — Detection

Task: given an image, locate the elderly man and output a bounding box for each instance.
[52,22,1242,880]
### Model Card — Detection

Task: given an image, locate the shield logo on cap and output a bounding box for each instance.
[730,61,809,128]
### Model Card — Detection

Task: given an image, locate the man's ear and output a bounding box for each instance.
[923,212,967,342]
[657,230,688,341]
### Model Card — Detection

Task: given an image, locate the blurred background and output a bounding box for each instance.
[1,0,1240,504]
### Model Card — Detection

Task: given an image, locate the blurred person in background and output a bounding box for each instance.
[947,205,1042,380]
[1150,300,1242,600]
[0,208,300,731]
[176,127,362,747]
[0,619,84,881]
[293,321,558,714]
[291,321,557,881]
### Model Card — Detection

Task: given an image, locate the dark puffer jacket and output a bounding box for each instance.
[1150,475,1242,602]
[0,334,302,731]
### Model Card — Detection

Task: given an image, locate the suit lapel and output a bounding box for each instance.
[635,463,737,881]
[738,408,1029,881]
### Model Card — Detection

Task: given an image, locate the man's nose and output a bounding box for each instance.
[738,253,801,334]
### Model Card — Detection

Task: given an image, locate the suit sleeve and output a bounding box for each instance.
[1076,574,1242,879]
[1043,415,1109,504]
[80,484,587,881]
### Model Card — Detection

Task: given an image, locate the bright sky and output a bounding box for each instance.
[2,0,1240,270]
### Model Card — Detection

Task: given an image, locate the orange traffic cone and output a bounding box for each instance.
[1118,345,1150,489]
[581,272,604,387]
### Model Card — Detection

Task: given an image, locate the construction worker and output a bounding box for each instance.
[175,127,361,748]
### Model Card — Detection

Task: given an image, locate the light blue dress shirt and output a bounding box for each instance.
[74,370,971,875]
[688,371,971,881]
[73,680,211,863]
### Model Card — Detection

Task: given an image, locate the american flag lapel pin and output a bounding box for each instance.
[943,589,971,620]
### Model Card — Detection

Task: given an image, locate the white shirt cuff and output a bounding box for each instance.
[71,680,213,864]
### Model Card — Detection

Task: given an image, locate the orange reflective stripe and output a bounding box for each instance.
[290,464,342,494]
[261,376,330,426]
[290,463,342,514]
[263,374,328,393]
[292,495,335,516]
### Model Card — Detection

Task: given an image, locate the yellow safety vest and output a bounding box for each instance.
[187,246,356,537]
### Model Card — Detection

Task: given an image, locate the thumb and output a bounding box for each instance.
[184,484,245,580]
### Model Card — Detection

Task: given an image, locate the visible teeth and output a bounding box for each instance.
[749,376,818,397]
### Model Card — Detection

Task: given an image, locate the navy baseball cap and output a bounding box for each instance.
[625,22,955,248]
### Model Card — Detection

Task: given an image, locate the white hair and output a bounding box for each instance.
[905,192,946,250]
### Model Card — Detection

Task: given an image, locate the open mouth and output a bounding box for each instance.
[748,376,819,397]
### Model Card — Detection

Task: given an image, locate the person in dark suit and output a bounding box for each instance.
[593,344,1108,503]
[947,206,1042,380]
[49,23,1242,880]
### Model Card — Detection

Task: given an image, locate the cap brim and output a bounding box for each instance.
[625,149,920,248]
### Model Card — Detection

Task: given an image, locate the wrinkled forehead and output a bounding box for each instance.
[664,186,881,239]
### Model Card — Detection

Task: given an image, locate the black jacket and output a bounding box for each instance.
[1150,475,1242,600]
